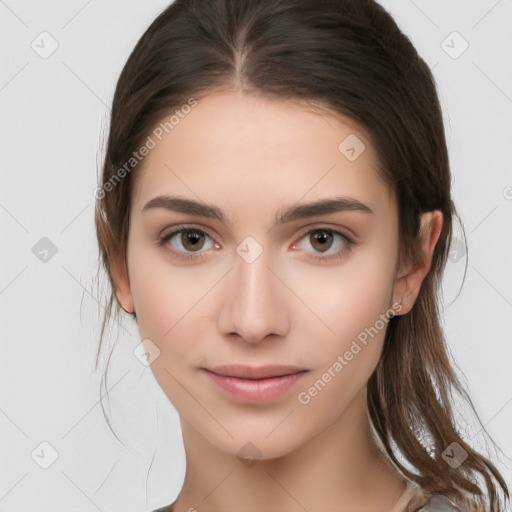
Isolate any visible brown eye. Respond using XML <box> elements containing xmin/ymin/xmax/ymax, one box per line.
<box><xmin>309</xmin><ymin>230</ymin><xmax>334</xmax><ymax>252</ymax></box>
<box><xmin>180</xmin><ymin>229</ymin><xmax>206</xmax><ymax>251</ymax></box>
<box><xmin>291</xmin><ymin>226</ymin><xmax>353</xmax><ymax>263</ymax></box>
<box><xmin>159</xmin><ymin>227</ymin><xmax>217</xmax><ymax>259</ymax></box>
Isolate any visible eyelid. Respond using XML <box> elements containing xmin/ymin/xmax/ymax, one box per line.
<box><xmin>291</xmin><ymin>223</ymin><xmax>356</xmax><ymax>244</ymax></box>
<box><xmin>159</xmin><ymin>223</ymin><xmax>217</xmax><ymax>241</ymax></box>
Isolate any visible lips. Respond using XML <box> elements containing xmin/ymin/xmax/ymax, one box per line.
<box><xmin>204</xmin><ymin>364</ymin><xmax>307</xmax><ymax>380</ymax></box>
<box><xmin>202</xmin><ymin>365</ymin><xmax>309</xmax><ymax>403</ymax></box>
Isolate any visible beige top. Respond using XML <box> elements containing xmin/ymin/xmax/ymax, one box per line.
<box><xmin>390</xmin><ymin>482</ymin><xmax>463</xmax><ymax>512</ymax></box>
<box><xmin>390</xmin><ymin>482</ymin><xmax>424</xmax><ymax>512</ymax></box>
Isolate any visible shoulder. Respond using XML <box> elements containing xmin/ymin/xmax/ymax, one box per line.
<box><xmin>150</xmin><ymin>504</ymin><xmax>175</xmax><ymax>512</ymax></box>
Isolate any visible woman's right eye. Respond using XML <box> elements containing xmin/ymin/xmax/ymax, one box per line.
<box><xmin>158</xmin><ymin>226</ymin><xmax>217</xmax><ymax>260</ymax></box>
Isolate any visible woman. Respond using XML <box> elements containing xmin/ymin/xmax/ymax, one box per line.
<box><xmin>94</xmin><ymin>0</ymin><xmax>510</xmax><ymax>510</ymax></box>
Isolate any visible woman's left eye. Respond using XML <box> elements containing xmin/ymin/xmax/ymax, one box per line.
<box><xmin>158</xmin><ymin>226</ymin><xmax>354</xmax><ymax>262</ymax></box>
<box><xmin>291</xmin><ymin>228</ymin><xmax>354</xmax><ymax>262</ymax></box>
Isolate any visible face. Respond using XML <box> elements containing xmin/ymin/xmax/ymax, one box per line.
<box><xmin>115</xmin><ymin>90</ymin><xmax>405</xmax><ymax>460</ymax></box>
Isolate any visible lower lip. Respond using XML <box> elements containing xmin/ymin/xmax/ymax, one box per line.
<box><xmin>202</xmin><ymin>369</ymin><xmax>308</xmax><ymax>403</ymax></box>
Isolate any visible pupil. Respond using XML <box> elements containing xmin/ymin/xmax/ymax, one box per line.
<box><xmin>313</xmin><ymin>230</ymin><xmax>332</xmax><ymax>251</ymax></box>
<box><xmin>184</xmin><ymin>231</ymin><xmax>203</xmax><ymax>250</ymax></box>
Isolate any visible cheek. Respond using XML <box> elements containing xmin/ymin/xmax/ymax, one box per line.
<box><xmin>127</xmin><ymin>243</ymin><xmax>224</xmax><ymax>354</ymax></box>
<box><xmin>290</xmin><ymin>268</ymin><xmax>394</xmax><ymax>426</ymax></box>
<box><xmin>127</xmin><ymin>242</ymin><xmax>179</xmax><ymax>336</ymax></box>
<box><xmin>289</xmin><ymin>251</ymin><xmax>396</xmax><ymax>352</ymax></box>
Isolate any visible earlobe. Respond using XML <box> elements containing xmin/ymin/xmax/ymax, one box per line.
<box><xmin>111</xmin><ymin>255</ymin><xmax>135</xmax><ymax>314</ymax></box>
<box><xmin>392</xmin><ymin>210</ymin><xmax>443</xmax><ymax>315</ymax></box>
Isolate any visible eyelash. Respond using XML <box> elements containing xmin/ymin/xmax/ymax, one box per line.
<box><xmin>157</xmin><ymin>224</ymin><xmax>355</xmax><ymax>262</ymax></box>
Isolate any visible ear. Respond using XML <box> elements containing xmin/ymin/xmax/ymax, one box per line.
<box><xmin>392</xmin><ymin>210</ymin><xmax>443</xmax><ymax>315</ymax></box>
<box><xmin>111</xmin><ymin>255</ymin><xmax>134</xmax><ymax>314</ymax></box>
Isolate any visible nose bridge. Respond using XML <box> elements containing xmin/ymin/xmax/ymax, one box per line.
<box><xmin>218</xmin><ymin>237</ymin><xmax>289</xmax><ymax>343</ymax></box>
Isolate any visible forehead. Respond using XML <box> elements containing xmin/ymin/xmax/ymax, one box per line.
<box><xmin>131</xmin><ymin>90</ymin><xmax>394</xmax><ymax>219</ymax></box>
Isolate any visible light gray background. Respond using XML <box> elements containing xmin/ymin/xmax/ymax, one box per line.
<box><xmin>1</xmin><ymin>1</ymin><xmax>511</xmax><ymax>510</ymax></box>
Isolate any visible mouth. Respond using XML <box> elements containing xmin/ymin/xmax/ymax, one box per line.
<box><xmin>203</xmin><ymin>364</ymin><xmax>308</xmax><ymax>380</ymax></box>
<box><xmin>201</xmin><ymin>365</ymin><xmax>309</xmax><ymax>403</ymax></box>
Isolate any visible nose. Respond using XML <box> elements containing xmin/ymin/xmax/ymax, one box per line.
<box><xmin>217</xmin><ymin>243</ymin><xmax>290</xmax><ymax>344</ymax></box>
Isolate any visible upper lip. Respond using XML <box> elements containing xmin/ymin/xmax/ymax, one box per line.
<box><xmin>204</xmin><ymin>365</ymin><xmax>307</xmax><ymax>380</ymax></box>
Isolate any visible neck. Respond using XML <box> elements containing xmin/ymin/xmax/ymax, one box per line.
<box><xmin>172</xmin><ymin>388</ymin><xmax>407</xmax><ymax>512</ymax></box>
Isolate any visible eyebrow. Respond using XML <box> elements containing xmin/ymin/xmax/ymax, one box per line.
<box><xmin>142</xmin><ymin>194</ymin><xmax>373</xmax><ymax>224</ymax></box>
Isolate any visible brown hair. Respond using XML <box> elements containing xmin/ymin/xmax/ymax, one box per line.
<box><xmin>94</xmin><ymin>0</ymin><xmax>509</xmax><ymax>509</ymax></box>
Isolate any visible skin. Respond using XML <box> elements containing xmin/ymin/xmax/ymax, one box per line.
<box><xmin>112</xmin><ymin>90</ymin><xmax>443</xmax><ymax>512</ymax></box>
